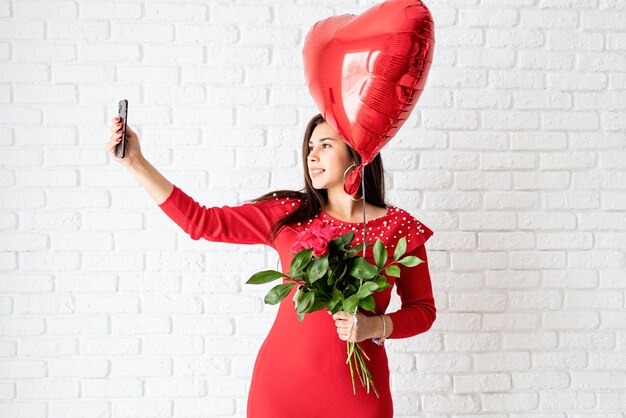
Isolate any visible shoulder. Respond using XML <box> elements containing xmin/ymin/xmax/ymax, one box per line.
<box><xmin>387</xmin><ymin>205</ymin><xmax>434</xmax><ymax>251</ymax></box>
<box><xmin>251</xmin><ymin>194</ymin><xmax>304</xmax><ymax>218</ymax></box>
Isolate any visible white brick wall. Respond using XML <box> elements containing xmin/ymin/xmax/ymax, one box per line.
<box><xmin>1</xmin><ymin>0</ymin><xmax>625</xmax><ymax>416</ymax></box>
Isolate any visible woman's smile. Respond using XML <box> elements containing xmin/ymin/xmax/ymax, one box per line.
<box><xmin>310</xmin><ymin>168</ymin><xmax>325</xmax><ymax>177</ymax></box>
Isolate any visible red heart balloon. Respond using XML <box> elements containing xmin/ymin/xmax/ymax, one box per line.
<box><xmin>302</xmin><ymin>0</ymin><xmax>435</xmax><ymax>195</ymax></box>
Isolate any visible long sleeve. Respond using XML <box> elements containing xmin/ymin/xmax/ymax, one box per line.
<box><xmin>158</xmin><ymin>184</ymin><xmax>277</xmax><ymax>247</ymax></box>
<box><xmin>386</xmin><ymin>243</ymin><xmax>436</xmax><ymax>339</ymax></box>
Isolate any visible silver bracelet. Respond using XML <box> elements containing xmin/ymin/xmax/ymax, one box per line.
<box><xmin>372</xmin><ymin>315</ymin><xmax>386</xmax><ymax>346</ymax></box>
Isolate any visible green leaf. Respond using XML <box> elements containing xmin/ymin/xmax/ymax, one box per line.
<box><xmin>349</xmin><ymin>257</ymin><xmax>378</xmax><ymax>280</ymax></box>
<box><xmin>340</xmin><ymin>231</ymin><xmax>355</xmax><ymax>246</ymax></box>
<box><xmin>345</xmin><ymin>283</ymin><xmax>357</xmax><ymax>295</ymax></box>
<box><xmin>264</xmin><ymin>283</ymin><xmax>295</xmax><ymax>305</ymax></box>
<box><xmin>329</xmin><ymin>262</ymin><xmax>347</xmax><ymax>286</ymax></box>
<box><xmin>373</xmin><ymin>238</ymin><xmax>387</xmax><ymax>270</ymax></box>
<box><xmin>356</xmin><ymin>281</ymin><xmax>379</xmax><ymax>299</ymax></box>
<box><xmin>397</xmin><ymin>255</ymin><xmax>424</xmax><ymax>268</ymax></box>
<box><xmin>394</xmin><ymin>236</ymin><xmax>407</xmax><ymax>261</ymax></box>
<box><xmin>374</xmin><ymin>276</ymin><xmax>392</xmax><ymax>290</ymax></box>
<box><xmin>246</xmin><ymin>270</ymin><xmax>285</xmax><ymax>285</ymax></box>
<box><xmin>289</xmin><ymin>249</ymin><xmax>313</xmax><ymax>276</ymax></box>
<box><xmin>310</xmin><ymin>298</ymin><xmax>328</xmax><ymax>312</ymax></box>
<box><xmin>326</xmin><ymin>287</ymin><xmax>343</xmax><ymax>312</ymax></box>
<box><xmin>351</xmin><ymin>242</ymin><xmax>375</xmax><ymax>255</ymax></box>
<box><xmin>296</xmin><ymin>290</ymin><xmax>315</xmax><ymax>313</ymax></box>
<box><xmin>297</xmin><ymin>310</ymin><xmax>305</xmax><ymax>323</ymax></box>
<box><xmin>359</xmin><ymin>295</ymin><xmax>376</xmax><ymax>312</ymax></box>
<box><xmin>374</xmin><ymin>276</ymin><xmax>393</xmax><ymax>292</ymax></box>
<box><xmin>342</xmin><ymin>294</ymin><xmax>359</xmax><ymax>313</ymax></box>
<box><xmin>350</xmin><ymin>267</ymin><xmax>373</xmax><ymax>281</ymax></box>
<box><xmin>326</xmin><ymin>297</ymin><xmax>340</xmax><ymax>312</ymax></box>
<box><xmin>292</xmin><ymin>285</ymin><xmax>302</xmax><ymax>308</ymax></box>
<box><xmin>331</xmin><ymin>287</ymin><xmax>342</xmax><ymax>304</ymax></box>
<box><xmin>307</xmin><ymin>255</ymin><xmax>329</xmax><ymax>284</ymax></box>
<box><xmin>384</xmin><ymin>265</ymin><xmax>401</xmax><ymax>278</ymax></box>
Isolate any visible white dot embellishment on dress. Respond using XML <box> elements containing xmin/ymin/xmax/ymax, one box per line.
<box><xmin>282</xmin><ymin>202</ymin><xmax>427</xmax><ymax>250</ymax></box>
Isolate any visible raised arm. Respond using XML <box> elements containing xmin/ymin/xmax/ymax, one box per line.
<box><xmin>157</xmin><ymin>185</ymin><xmax>277</xmax><ymax>247</ymax></box>
<box><xmin>128</xmin><ymin>157</ymin><xmax>174</xmax><ymax>205</ymax></box>
<box><xmin>106</xmin><ymin>118</ymin><xmax>276</xmax><ymax>246</ymax></box>
<box><xmin>106</xmin><ymin>116</ymin><xmax>173</xmax><ymax>205</ymax></box>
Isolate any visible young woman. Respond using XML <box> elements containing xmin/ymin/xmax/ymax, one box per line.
<box><xmin>106</xmin><ymin>113</ymin><xmax>436</xmax><ymax>417</ymax></box>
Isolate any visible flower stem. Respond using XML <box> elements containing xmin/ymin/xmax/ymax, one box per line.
<box><xmin>345</xmin><ymin>341</ymin><xmax>380</xmax><ymax>398</ymax></box>
<box><xmin>346</xmin><ymin>342</ymin><xmax>356</xmax><ymax>395</ymax></box>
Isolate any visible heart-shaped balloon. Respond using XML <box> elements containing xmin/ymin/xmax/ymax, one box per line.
<box><xmin>302</xmin><ymin>0</ymin><xmax>435</xmax><ymax>195</ymax></box>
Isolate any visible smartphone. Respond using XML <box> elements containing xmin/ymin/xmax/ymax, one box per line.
<box><xmin>115</xmin><ymin>99</ymin><xmax>128</xmax><ymax>158</ymax></box>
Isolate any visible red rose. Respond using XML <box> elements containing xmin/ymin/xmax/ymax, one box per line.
<box><xmin>290</xmin><ymin>219</ymin><xmax>343</xmax><ymax>257</ymax></box>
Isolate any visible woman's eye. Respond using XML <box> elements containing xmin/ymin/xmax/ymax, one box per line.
<box><xmin>308</xmin><ymin>144</ymin><xmax>330</xmax><ymax>152</ymax></box>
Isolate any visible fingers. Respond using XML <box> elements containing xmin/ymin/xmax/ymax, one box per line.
<box><xmin>108</xmin><ymin>116</ymin><xmax>128</xmax><ymax>144</ymax></box>
<box><xmin>330</xmin><ymin>311</ymin><xmax>349</xmax><ymax>320</ymax></box>
<box><xmin>329</xmin><ymin>311</ymin><xmax>359</xmax><ymax>341</ymax></box>
<box><xmin>105</xmin><ymin>115</ymin><xmax>140</xmax><ymax>161</ymax></box>
<box><xmin>106</xmin><ymin>132</ymin><xmax>123</xmax><ymax>156</ymax></box>
<box><xmin>109</xmin><ymin>123</ymin><xmax>123</xmax><ymax>142</ymax></box>
<box><xmin>336</xmin><ymin>324</ymin><xmax>352</xmax><ymax>340</ymax></box>
<box><xmin>339</xmin><ymin>321</ymin><xmax>356</xmax><ymax>341</ymax></box>
<box><xmin>110</xmin><ymin>116</ymin><xmax>123</xmax><ymax>134</ymax></box>
<box><xmin>111</xmin><ymin>130</ymin><xmax>123</xmax><ymax>143</ymax></box>
<box><xmin>105</xmin><ymin>118</ymin><xmax>124</xmax><ymax>155</ymax></box>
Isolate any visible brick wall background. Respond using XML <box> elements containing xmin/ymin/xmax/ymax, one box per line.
<box><xmin>1</xmin><ymin>0</ymin><xmax>625</xmax><ymax>417</ymax></box>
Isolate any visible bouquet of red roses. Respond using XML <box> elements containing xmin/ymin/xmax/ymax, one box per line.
<box><xmin>246</xmin><ymin>218</ymin><xmax>423</xmax><ymax>397</ymax></box>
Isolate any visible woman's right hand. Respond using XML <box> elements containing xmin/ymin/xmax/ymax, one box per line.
<box><xmin>106</xmin><ymin>116</ymin><xmax>144</xmax><ymax>167</ymax></box>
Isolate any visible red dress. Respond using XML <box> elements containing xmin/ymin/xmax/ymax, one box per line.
<box><xmin>158</xmin><ymin>185</ymin><xmax>436</xmax><ymax>418</ymax></box>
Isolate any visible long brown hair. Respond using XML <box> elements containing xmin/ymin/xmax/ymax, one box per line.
<box><xmin>245</xmin><ymin>113</ymin><xmax>387</xmax><ymax>244</ymax></box>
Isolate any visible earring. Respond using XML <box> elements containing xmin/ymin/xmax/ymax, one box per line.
<box><xmin>343</xmin><ymin>163</ymin><xmax>363</xmax><ymax>201</ymax></box>
<box><xmin>343</xmin><ymin>163</ymin><xmax>356</xmax><ymax>182</ymax></box>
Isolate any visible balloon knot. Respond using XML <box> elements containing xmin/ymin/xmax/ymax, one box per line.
<box><xmin>343</xmin><ymin>164</ymin><xmax>365</xmax><ymax>196</ymax></box>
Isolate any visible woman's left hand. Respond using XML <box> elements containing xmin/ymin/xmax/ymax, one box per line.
<box><xmin>328</xmin><ymin>310</ymin><xmax>376</xmax><ymax>343</ymax></box>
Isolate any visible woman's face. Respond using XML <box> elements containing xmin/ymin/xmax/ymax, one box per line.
<box><xmin>307</xmin><ymin>122</ymin><xmax>354</xmax><ymax>190</ymax></box>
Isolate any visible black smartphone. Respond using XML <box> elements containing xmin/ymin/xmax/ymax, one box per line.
<box><xmin>116</xmin><ymin>99</ymin><xmax>128</xmax><ymax>158</ymax></box>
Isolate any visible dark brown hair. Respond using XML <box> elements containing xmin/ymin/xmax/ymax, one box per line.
<box><xmin>245</xmin><ymin>113</ymin><xmax>387</xmax><ymax>244</ymax></box>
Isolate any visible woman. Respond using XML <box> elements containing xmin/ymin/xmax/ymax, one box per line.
<box><xmin>106</xmin><ymin>113</ymin><xmax>436</xmax><ymax>417</ymax></box>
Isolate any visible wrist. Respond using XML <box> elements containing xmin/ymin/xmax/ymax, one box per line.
<box><xmin>370</xmin><ymin>314</ymin><xmax>387</xmax><ymax>340</ymax></box>
<box><xmin>127</xmin><ymin>155</ymin><xmax>147</xmax><ymax>172</ymax></box>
